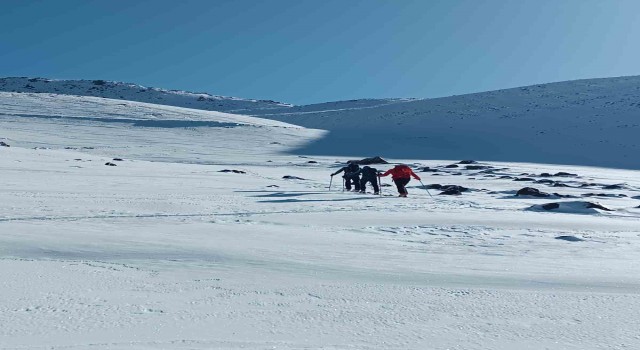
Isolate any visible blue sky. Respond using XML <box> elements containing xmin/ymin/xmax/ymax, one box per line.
<box><xmin>1</xmin><ymin>0</ymin><xmax>639</xmax><ymax>104</ymax></box>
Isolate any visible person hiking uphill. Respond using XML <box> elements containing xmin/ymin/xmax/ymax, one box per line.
<box><xmin>331</xmin><ymin>162</ymin><xmax>361</xmax><ymax>191</ymax></box>
<box><xmin>349</xmin><ymin>166</ymin><xmax>380</xmax><ymax>194</ymax></box>
<box><xmin>378</xmin><ymin>164</ymin><xmax>421</xmax><ymax>197</ymax></box>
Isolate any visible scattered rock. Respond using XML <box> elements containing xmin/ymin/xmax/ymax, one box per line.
<box><xmin>555</xmin><ymin>235</ymin><xmax>585</xmax><ymax>242</ymax></box>
<box><xmin>0</xmin><ymin>141</ymin><xmax>9</xmax><ymax>147</ymax></box>
<box><xmin>420</xmin><ymin>167</ymin><xmax>439</xmax><ymax>172</ymax></box>
<box><xmin>348</xmin><ymin>156</ymin><xmax>388</xmax><ymax>165</ymax></box>
<box><xmin>219</xmin><ymin>169</ymin><xmax>246</xmax><ymax>174</ymax></box>
<box><xmin>516</xmin><ymin>187</ymin><xmax>550</xmax><ymax>197</ymax></box>
<box><xmin>552</xmin><ymin>183</ymin><xmax>571</xmax><ymax>188</ymax></box>
<box><xmin>427</xmin><ymin>184</ymin><xmax>469</xmax><ymax>192</ymax></box>
<box><xmin>282</xmin><ymin>175</ymin><xmax>306</xmax><ymax>180</ymax></box>
<box><xmin>465</xmin><ymin>165</ymin><xmax>491</xmax><ymax>170</ymax></box>
<box><xmin>529</xmin><ymin>201</ymin><xmax>613</xmax><ymax>213</ymax></box>
<box><xmin>104</xmin><ymin>162</ymin><xmax>117</xmax><ymax>166</ymax></box>
<box><xmin>554</xmin><ymin>172</ymin><xmax>578</xmax><ymax>177</ymax></box>
<box><xmin>307</xmin><ymin>161</ymin><xmax>318</xmax><ymax>164</ymax></box>
<box><xmin>539</xmin><ymin>173</ymin><xmax>552</xmax><ymax>177</ymax></box>
<box><xmin>536</xmin><ymin>179</ymin><xmax>555</xmax><ymax>184</ymax></box>
<box><xmin>440</xmin><ymin>189</ymin><xmax>462</xmax><ymax>195</ymax></box>
<box><xmin>458</xmin><ymin>160</ymin><xmax>477</xmax><ymax>164</ymax></box>
<box><xmin>514</xmin><ymin>177</ymin><xmax>536</xmax><ymax>182</ymax></box>
<box><xmin>444</xmin><ymin>164</ymin><xmax>459</xmax><ymax>168</ymax></box>
<box><xmin>602</xmin><ymin>184</ymin><xmax>625</xmax><ymax>190</ymax></box>
<box><xmin>582</xmin><ymin>193</ymin><xmax>627</xmax><ymax>198</ymax></box>
<box><xmin>112</xmin><ymin>158</ymin><xmax>124</xmax><ymax>161</ymax></box>
<box><xmin>586</xmin><ymin>202</ymin><xmax>613</xmax><ymax>211</ymax></box>
<box><xmin>579</xmin><ymin>183</ymin><xmax>599</xmax><ymax>188</ymax></box>
<box><xmin>499</xmin><ymin>175</ymin><xmax>514</xmax><ymax>179</ymax></box>
<box><xmin>266</xmin><ymin>185</ymin><xmax>279</xmax><ymax>188</ymax></box>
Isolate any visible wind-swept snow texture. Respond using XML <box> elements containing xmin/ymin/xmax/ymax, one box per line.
<box><xmin>2</xmin><ymin>89</ymin><xmax>640</xmax><ymax>349</ymax></box>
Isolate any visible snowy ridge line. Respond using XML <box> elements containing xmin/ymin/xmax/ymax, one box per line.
<box><xmin>0</xmin><ymin>92</ymin><xmax>305</xmax><ymax>128</ymax></box>
<box><xmin>0</xmin><ymin>76</ymin><xmax>293</xmax><ymax>112</ymax></box>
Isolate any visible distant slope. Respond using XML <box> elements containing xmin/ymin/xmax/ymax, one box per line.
<box><xmin>3</xmin><ymin>76</ymin><xmax>639</xmax><ymax>168</ymax></box>
<box><xmin>0</xmin><ymin>92</ymin><xmax>323</xmax><ymax>164</ymax></box>
<box><xmin>0</xmin><ymin>77</ymin><xmax>292</xmax><ymax>113</ymax></box>
<box><xmin>249</xmin><ymin>76</ymin><xmax>640</xmax><ymax>169</ymax></box>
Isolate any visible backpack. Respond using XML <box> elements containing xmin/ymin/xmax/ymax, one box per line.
<box><xmin>396</xmin><ymin>165</ymin><xmax>412</xmax><ymax>177</ymax></box>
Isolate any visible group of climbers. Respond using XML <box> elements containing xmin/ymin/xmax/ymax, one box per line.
<box><xmin>330</xmin><ymin>162</ymin><xmax>421</xmax><ymax>197</ymax></box>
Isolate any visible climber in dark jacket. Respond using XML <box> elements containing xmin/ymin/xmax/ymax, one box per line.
<box><xmin>349</xmin><ymin>166</ymin><xmax>380</xmax><ymax>194</ymax></box>
<box><xmin>331</xmin><ymin>162</ymin><xmax>361</xmax><ymax>191</ymax></box>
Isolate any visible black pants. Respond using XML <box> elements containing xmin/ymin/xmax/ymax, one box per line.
<box><xmin>393</xmin><ymin>178</ymin><xmax>410</xmax><ymax>194</ymax></box>
<box><xmin>344</xmin><ymin>176</ymin><xmax>361</xmax><ymax>191</ymax></box>
<box><xmin>360</xmin><ymin>176</ymin><xmax>379</xmax><ymax>193</ymax></box>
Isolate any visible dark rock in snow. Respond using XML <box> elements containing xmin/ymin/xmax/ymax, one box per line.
<box><xmin>465</xmin><ymin>165</ymin><xmax>491</xmax><ymax>170</ymax></box>
<box><xmin>458</xmin><ymin>160</ymin><xmax>477</xmax><ymax>164</ymax></box>
<box><xmin>602</xmin><ymin>184</ymin><xmax>625</xmax><ymax>190</ymax></box>
<box><xmin>105</xmin><ymin>162</ymin><xmax>117</xmax><ymax>166</ymax></box>
<box><xmin>307</xmin><ymin>161</ymin><xmax>318</xmax><ymax>164</ymax></box>
<box><xmin>440</xmin><ymin>189</ymin><xmax>462</xmax><ymax>195</ymax></box>
<box><xmin>585</xmin><ymin>202</ymin><xmax>613</xmax><ymax>211</ymax></box>
<box><xmin>552</xmin><ymin>183</ymin><xmax>571</xmax><ymax>188</ymax></box>
<box><xmin>219</xmin><ymin>169</ymin><xmax>246</xmax><ymax>174</ymax></box>
<box><xmin>112</xmin><ymin>158</ymin><xmax>124</xmax><ymax>161</ymax></box>
<box><xmin>282</xmin><ymin>175</ymin><xmax>306</xmax><ymax>180</ymax></box>
<box><xmin>555</xmin><ymin>235</ymin><xmax>585</xmax><ymax>242</ymax></box>
<box><xmin>580</xmin><ymin>183</ymin><xmax>599</xmax><ymax>188</ymax></box>
<box><xmin>0</xmin><ymin>141</ymin><xmax>9</xmax><ymax>147</ymax></box>
<box><xmin>514</xmin><ymin>177</ymin><xmax>536</xmax><ymax>182</ymax></box>
<box><xmin>539</xmin><ymin>173</ymin><xmax>553</xmax><ymax>177</ymax></box>
<box><xmin>444</xmin><ymin>164</ymin><xmax>459</xmax><ymax>168</ymax></box>
<box><xmin>348</xmin><ymin>156</ymin><xmax>388</xmax><ymax>165</ymax></box>
<box><xmin>554</xmin><ymin>172</ymin><xmax>578</xmax><ymax>177</ymax></box>
<box><xmin>542</xmin><ymin>203</ymin><xmax>560</xmax><ymax>210</ymax></box>
<box><xmin>266</xmin><ymin>185</ymin><xmax>279</xmax><ymax>188</ymax></box>
<box><xmin>536</xmin><ymin>179</ymin><xmax>555</xmax><ymax>184</ymax></box>
<box><xmin>428</xmin><ymin>184</ymin><xmax>469</xmax><ymax>193</ymax></box>
<box><xmin>516</xmin><ymin>187</ymin><xmax>550</xmax><ymax>197</ymax></box>
<box><xmin>420</xmin><ymin>167</ymin><xmax>439</xmax><ymax>172</ymax></box>
<box><xmin>499</xmin><ymin>175</ymin><xmax>514</xmax><ymax>179</ymax></box>
<box><xmin>582</xmin><ymin>193</ymin><xmax>627</xmax><ymax>198</ymax></box>
<box><xmin>381</xmin><ymin>183</ymin><xmax>392</xmax><ymax>187</ymax></box>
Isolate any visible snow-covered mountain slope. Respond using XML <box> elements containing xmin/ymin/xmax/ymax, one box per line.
<box><xmin>0</xmin><ymin>92</ymin><xmax>323</xmax><ymax>163</ymax></box>
<box><xmin>5</xmin><ymin>75</ymin><xmax>639</xmax><ymax>169</ymax></box>
<box><xmin>2</xmin><ymin>90</ymin><xmax>640</xmax><ymax>349</ymax></box>
<box><xmin>0</xmin><ymin>77</ymin><xmax>292</xmax><ymax>113</ymax></box>
<box><xmin>249</xmin><ymin>76</ymin><xmax>640</xmax><ymax>169</ymax></box>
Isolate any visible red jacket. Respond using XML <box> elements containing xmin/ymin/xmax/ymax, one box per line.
<box><xmin>379</xmin><ymin>166</ymin><xmax>421</xmax><ymax>180</ymax></box>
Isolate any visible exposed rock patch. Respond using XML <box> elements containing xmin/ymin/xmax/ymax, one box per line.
<box><xmin>219</xmin><ymin>169</ymin><xmax>246</xmax><ymax>174</ymax></box>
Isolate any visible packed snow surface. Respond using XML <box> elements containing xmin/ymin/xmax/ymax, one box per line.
<box><xmin>2</xmin><ymin>92</ymin><xmax>640</xmax><ymax>349</ymax></box>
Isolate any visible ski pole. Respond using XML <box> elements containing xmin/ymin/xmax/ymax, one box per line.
<box><xmin>342</xmin><ymin>177</ymin><xmax>345</xmax><ymax>192</ymax></box>
<box><xmin>418</xmin><ymin>179</ymin><xmax>434</xmax><ymax>198</ymax></box>
<box><xmin>329</xmin><ymin>176</ymin><xmax>333</xmax><ymax>191</ymax></box>
<box><xmin>378</xmin><ymin>175</ymin><xmax>382</xmax><ymax>197</ymax></box>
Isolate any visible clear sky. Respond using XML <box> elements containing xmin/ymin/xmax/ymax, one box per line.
<box><xmin>1</xmin><ymin>0</ymin><xmax>639</xmax><ymax>105</ymax></box>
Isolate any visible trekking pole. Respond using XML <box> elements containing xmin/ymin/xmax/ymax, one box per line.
<box><xmin>329</xmin><ymin>176</ymin><xmax>333</xmax><ymax>191</ymax></box>
<box><xmin>342</xmin><ymin>178</ymin><xmax>345</xmax><ymax>192</ymax></box>
<box><xmin>418</xmin><ymin>179</ymin><xmax>434</xmax><ymax>198</ymax></box>
<box><xmin>378</xmin><ymin>175</ymin><xmax>382</xmax><ymax>197</ymax></box>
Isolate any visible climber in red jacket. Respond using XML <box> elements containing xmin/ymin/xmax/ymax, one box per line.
<box><xmin>378</xmin><ymin>164</ymin><xmax>421</xmax><ymax>197</ymax></box>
